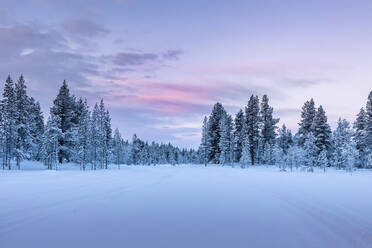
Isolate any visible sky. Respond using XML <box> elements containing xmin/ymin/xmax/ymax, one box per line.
<box><xmin>0</xmin><ymin>0</ymin><xmax>371</xmax><ymax>148</ymax></box>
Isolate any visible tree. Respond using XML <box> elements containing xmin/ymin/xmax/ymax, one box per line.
<box><xmin>232</xmin><ymin>109</ymin><xmax>245</xmax><ymax>163</ymax></box>
<box><xmin>75</xmin><ymin>99</ymin><xmax>90</xmax><ymax>170</ymax></box>
<box><xmin>41</xmin><ymin>114</ymin><xmax>62</xmax><ymax>170</ymax></box>
<box><xmin>317</xmin><ymin>149</ymin><xmax>328</xmax><ymax>172</ymax></box>
<box><xmin>219</xmin><ymin>113</ymin><xmax>233</xmax><ymax>166</ymax></box>
<box><xmin>333</xmin><ymin>118</ymin><xmax>353</xmax><ymax>169</ymax></box>
<box><xmin>277</xmin><ymin>124</ymin><xmax>293</xmax><ymax>155</ymax></box>
<box><xmin>1</xmin><ymin>76</ymin><xmax>16</xmax><ymax>169</ymax></box>
<box><xmin>259</xmin><ymin>95</ymin><xmax>279</xmax><ymax>161</ymax></box>
<box><xmin>50</xmin><ymin>81</ymin><xmax>77</xmax><ymax>163</ymax></box>
<box><xmin>199</xmin><ymin>116</ymin><xmax>209</xmax><ymax>166</ymax></box>
<box><xmin>14</xmin><ymin>75</ymin><xmax>31</xmax><ymax>169</ymax></box>
<box><xmin>245</xmin><ymin>95</ymin><xmax>260</xmax><ymax>165</ymax></box>
<box><xmin>365</xmin><ymin>91</ymin><xmax>372</xmax><ymax>151</ymax></box>
<box><xmin>313</xmin><ymin>105</ymin><xmax>332</xmax><ymax>155</ymax></box>
<box><xmin>28</xmin><ymin>98</ymin><xmax>44</xmax><ymax>161</ymax></box>
<box><xmin>342</xmin><ymin>141</ymin><xmax>358</xmax><ymax>174</ymax></box>
<box><xmin>206</xmin><ymin>103</ymin><xmax>226</xmax><ymax>163</ymax></box>
<box><xmin>240</xmin><ymin>135</ymin><xmax>251</xmax><ymax>168</ymax></box>
<box><xmin>112</xmin><ymin>128</ymin><xmax>123</xmax><ymax>169</ymax></box>
<box><xmin>353</xmin><ymin>108</ymin><xmax>367</xmax><ymax>168</ymax></box>
<box><xmin>304</xmin><ymin>133</ymin><xmax>317</xmax><ymax>172</ymax></box>
<box><xmin>297</xmin><ymin>98</ymin><xmax>316</xmax><ymax>146</ymax></box>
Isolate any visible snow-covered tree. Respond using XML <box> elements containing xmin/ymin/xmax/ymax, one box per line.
<box><xmin>75</xmin><ymin>99</ymin><xmax>91</xmax><ymax>170</ymax></box>
<box><xmin>207</xmin><ymin>102</ymin><xmax>226</xmax><ymax>164</ymax></box>
<box><xmin>304</xmin><ymin>133</ymin><xmax>317</xmax><ymax>172</ymax></box>
<box><xmin>232</xmin><ymin>109</ymin><xmax>245</xmax><ymax>163</ymax></box>
<box><xmin>342</xmin><ymin>141</ymin><xmax>359</xmax><ymax>174</ymax></box>
<box><xmin>41</xmin><ymin>114</ymin><xmax>62</xmax><ymax>170</ymax></box>
<box><xmin>313</xmin><ymin>105</ymin><xmax>332</xmax><ymax>155</ymax></box>
<box><xmin>1</xmin><ymin>76</ymin><xmax>17</xmax><ymax>169</ymax></box>
<box><xmin>277</xmin><ymin>124</ymin><xmax>293</xmax><ymax>155</ymax></box>
<box><xmin>353</xmin><ymin>108</ymin><xmax>367</xmax><ymax>168</ymax></box>
<box><xmin>297</xmin><ymin>98</ymin><xmax>316</xmax><ymax>146</ymax></box>
<box><xmin>245</xmin><ymin>95</ymin><xmax>260</xmax><ymax>165</ymax></box>
<box><xmin>240</xmin><ymin>136</ymin><xmax>252</xmax><ymax>168</ymax></box>
<box><xmin>219</xmin><ymin>113</ymin><xmax>233</xmax><ymax>166</ymax></box>
<box><xmin>317</xmin><ymin>149</ymin><xmax>328</xmax><ymax>172</ymax></box>
<box><xmin>333</xmin><ymin>118</ymin><xmax>353</xmax><ymax>169</ymax></box>
<box><xmin>14</xmin><ymin>75</ymin><xmax>31</xmax><ymax>169</ymax></box>
<box><xmin>112</xmin><ymin>128</ymin><xmax>123</xmax><ymax>169</ymax></box>
<box><xmin>50</xmin><ymin>81</ymin><xmax>77</xmax><ymax>163</ymax></box>
<box><xmin>365</xmin><ymin>91</ymin><xmax>372</xmax><ymax>152</ymax></box>
<box><xmin>259</xmin><ymin>95</ymin><xmax>279</xmax><ymax>161</ymax></box>
<box><xmin>199</xmin><ymin>116</ymin><xmax>209</xmax><ymax>166</ymax></box>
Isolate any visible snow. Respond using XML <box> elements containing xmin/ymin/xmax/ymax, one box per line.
<box><xmin>1</xmin><ymin>162</ymin><xmax>372</xmax><ymax>248</ymax></box>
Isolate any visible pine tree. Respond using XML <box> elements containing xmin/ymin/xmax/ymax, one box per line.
<box><xmin>259</xmin><ymin>95</ymin><xmax>279</xmax><ymax>162</ymax></box>
<box><xmin>313</xmin><ymin>105</ymin><xmax>332</xmax><ymax>155</ymax></box>
<box><xmin>317</xmin><ymin>149</ymin><xmax>328</xmax><ymax>172</ymax></box>
<box><xmin>232</xmin><ymin>109</ymin><xmax>245</xmax><ymax>163</ymax></box>
<box><xmin>342</xmin><ymin>141</ymin><xmax>358</xmax><ymax>174</ymax></box>
<box><xmin>240</xmin><ymin>135</ymin><xmax>252</xmax><ymax>168</ymax></box>
<box><xmin>297</xmin><ymin>98</ymin><xmax>316</xmax><ymax>146</ymax></box>
<box><xmin>50</xmin><ymin>81</ymin><xmax>77</xmax><ymax>163</ymax></box>
<box><xmin>219</xmin><ymin>113</ymin><xmax>233</xmax><ymax>166</ymax></box>
<box><xmin>113</xmin><ymin>128</ymin><xmax>123</xmax><ymax>169</ymax></box>
<box><xmin>304</xmin><ymin>133</ymin><xmax>317</xmax><ymax>172</ymax></box>
<box><xmin>28</xmin><ymin>98</ymin><xmax>44</xmax><ymax>160</ymax></box>
<box><xmin>75</xmin><ymin>99</ymin><xmax>90</xmax><ymax>170</ymax></box>
<box><xmin>199</xmin><ymin>116</ymin><xmax>209</xmax><ymax>166</ymax></box>
<box><xmin>365</xmin><ymin>91</ymin><xmax>372</xmax><ymax>150</ymax></box>
<box><xmin>353</xmin><ymin>108</ymin><xmax>367</xmax><ymax>168</ymax></box>
<box><xmin>245</xmin><ymin>95</ymin><xmax>260</xmax><ymax>165</ymax></box>
<box><xmin>41</xmin><ymin>114</ymin><xmax>62</xmax><ymax>170</ymax></box>
<box><xmin>206</xmin><ymin>102</ymin><xmax>226</xmax><ymax>163</ymax></box>
<box><xmin>333</xmin><ymin>118</ymin><xmax>353</xmax><ymax>169</ymax></box>
<box><xmin>90</xmin><ymin>103</ymin><xmax>100</xmax><ymax>169</ymax></box>
<box><xmin>1</xmin><ymin>76</ymin><xmax>17</xmax><ymax>169</ymax></box>
<box><xmin>14</xmin><ymin>75</ymin><xmax>31</xmax><ymax>169</ymax></box>
<box><xmin>277</xmin><ymin>124</ymin><xmax>293</xmax><ymax>155</ymax></box>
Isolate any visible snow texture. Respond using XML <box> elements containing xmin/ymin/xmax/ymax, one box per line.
<box><xmin>1</xmin><ymin>162</ymin><xmax>372</xmax><ymax>248</ymax></box>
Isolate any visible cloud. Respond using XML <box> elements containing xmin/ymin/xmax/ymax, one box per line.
<box><xmin>162</xmin><ymin>49</ymin><xmax>184</xmax><ymax>60</ymax></box>
<box><xmin>108</xmin><ymin>49</ymin><xmax>184</xmax><ymax>68</ymax></box>
<box><xmin>62</xmin><ymin>18</ymin><xmax>109</xmax><ymax>38</ymax></box>
<box><xmin>112</xmin><ymin>52</ymin><xmax>159</xmax><ymax>66</ymax></box>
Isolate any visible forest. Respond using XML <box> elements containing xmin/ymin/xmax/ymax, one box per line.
<box><xmin>0</xmin><ymin>75</ymin><xmax>371</xmax><ymax>171</ymax></box>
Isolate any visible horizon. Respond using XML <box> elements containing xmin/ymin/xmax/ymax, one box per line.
<box><xmin>1</xmin><ymin>0</ymin><xmax>371</xmax><ymax>148</ymax></box>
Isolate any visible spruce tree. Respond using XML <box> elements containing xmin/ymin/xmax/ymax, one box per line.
<box><xmin>245</xmin><ymin>95</ymin><xmax>260</xmax><ymax>165</ymax></box>
<box><xmin>277</xmin><ymin>124</ymin><xmax>293</xmax><ymax>155</ymax></box>
<box><xmin>199</xmin><ymin>116</ymin><xmax>209</xmax><ymax>166</ymax></box>
<box><xmin>259</xmin><ymin>95</ymin><xmax>279</xmax><ymax>161</ymax></box>
<box><xmin>219</xmin><ymin>113</ymin><xmax>233</xmax><ymax>166</ymax></box>
<box><xmin>206</xmin><ymin>102</ymin><xmax>226</xmax><ymax>163</ymax></box>
<box><xmin>313</xmin><ymin>105</ymin><xmax>332</xmax><ymax>155</ymax></box>
<box><xmin>14</xmin><ymin>75</ymin><xmax>31</xmax><ymax>169</ymax></box>
<box><xmin>1</xmin><ymin>76</ymin><xmax>16</xmax><ymax>169</ymax></box>
<box><xmin>232</xmin><ymin>109</ymin><xmax>245</xmax><ymax>163</ymax></box>
<box><xmin>353</xmin><ymin>108</ymin><xmax>367</xmax><ymax>168</ymax></box>
<box><xmin>333</xmin><ymin>118</ymin><xmax>352</xmax><ymax>169</ymax></box>
<box><xmin>304</xmin><ymin>133</ymin><xmax>317</xmax><ymax>172</ymax></box>
<box><xmin>50</xmin><ymin>81</ymin><xmax>77</xmax><ymax>163</ymax></box>
<box><xmin>365</xmin><ymin>91</ymin><xmax>372</xmax><ymax>150</ymax></box>
<box><xmin>297</xmin><ymin>98</ymin><xmax>316</xmax><ymax>146</ymax></box>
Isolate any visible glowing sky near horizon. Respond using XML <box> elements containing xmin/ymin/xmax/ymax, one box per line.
<box><xmin>0</xmin><ymin>0</ymin><xmax>371</xmax><ymax>148</ymax></box>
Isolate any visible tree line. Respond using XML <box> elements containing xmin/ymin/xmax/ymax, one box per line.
<box><xmin>199</xmin><ymin>93</ymin><xmax>372</xmax><ymax>171</ymax></box>
<box><xmin>1</xmin><ymin>75</ymin><xmax>371</xmax><ymax>171</ymax></box>
<box><xmin>0</xmin><ymin>76</ymin><xmax>198</xmax><ymax>170</ymax></box>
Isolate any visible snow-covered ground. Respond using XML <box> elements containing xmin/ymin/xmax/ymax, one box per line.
<box><xmin>1</xmin><ymin>162</ymin><xmax>372</xmax><ymax>248</ymax></box>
